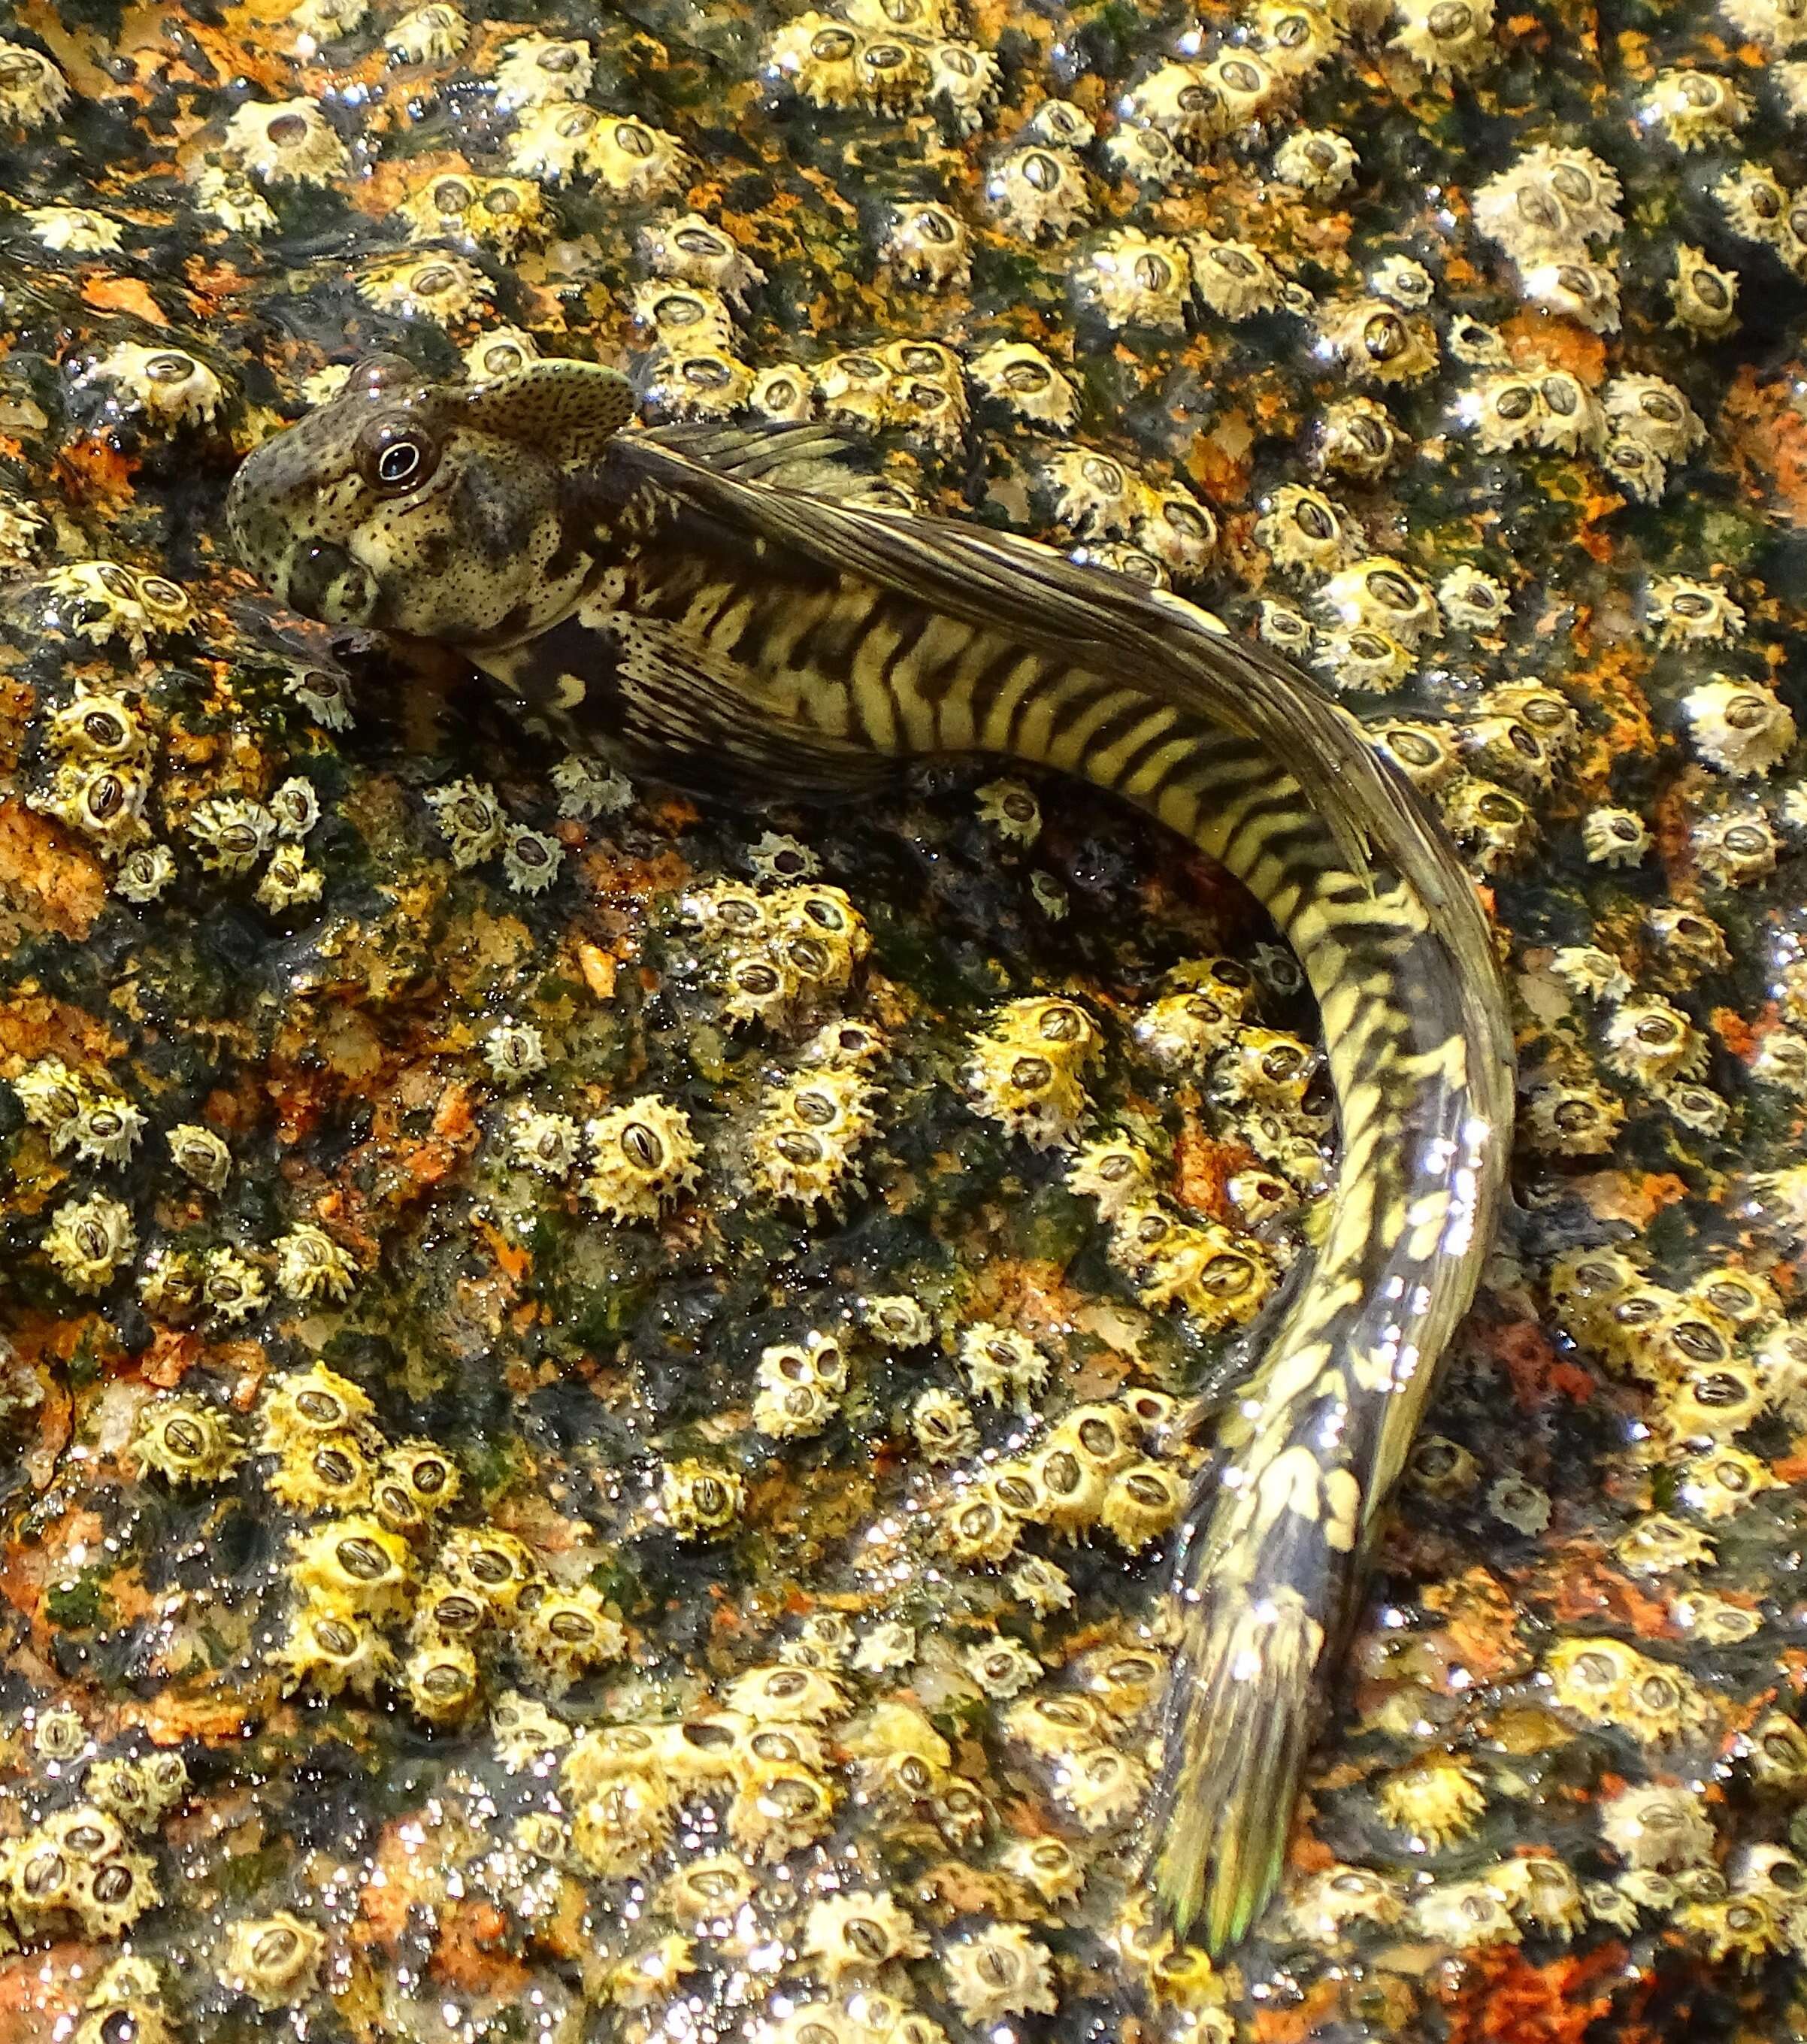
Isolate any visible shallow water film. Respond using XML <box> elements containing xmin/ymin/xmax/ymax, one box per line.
<box><xmin>0</xmin><ymin>0</ymin><xmax>1806</xmax><ymax>2038</ymax></box>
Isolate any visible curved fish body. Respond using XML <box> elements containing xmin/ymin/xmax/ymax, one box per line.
<box><xmin>226</xmin><ymin>356</ymin><xmax>1515</xmax><ymax>1952</ymax></box>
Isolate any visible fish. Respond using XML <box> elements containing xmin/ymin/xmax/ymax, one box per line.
<box><xmin>226</xmin><ymin>351</ymin><xmax>1515</xmax><ymax>1954</ymax></box>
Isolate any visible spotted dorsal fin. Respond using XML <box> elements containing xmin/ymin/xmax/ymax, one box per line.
<box><xmin>461</xmin><ymin>361</ymin><xmax>636</xmax><ymax>467</ymax></box>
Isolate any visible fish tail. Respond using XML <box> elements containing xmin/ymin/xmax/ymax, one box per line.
<box><xmin>1150</xmin><ymin>1467</ymin><xmax>1348</xmax><ymax>1952</ymax></box>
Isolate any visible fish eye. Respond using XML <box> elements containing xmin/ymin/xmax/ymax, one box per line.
<box><xmin>360</xmin><ymin>422</ymin><xmax>439</xmax><ymax>493</ymax></box>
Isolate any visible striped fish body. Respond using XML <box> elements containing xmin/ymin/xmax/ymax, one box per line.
<box><xmin>475</xmin><ymin>440</ymin><xmax>1512</xmax><ymax>1947</ymax></box>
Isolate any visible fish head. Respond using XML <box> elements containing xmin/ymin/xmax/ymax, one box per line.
<box><xmin>226</xmin><ymin>353</ymin><xmax>634</xmax><ymax>646</ymax></box>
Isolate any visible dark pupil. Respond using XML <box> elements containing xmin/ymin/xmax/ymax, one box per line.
<box><xmin>379</xmin><ymin>441</ymin><xmax>420</xmax><ymax>483</ymax></box>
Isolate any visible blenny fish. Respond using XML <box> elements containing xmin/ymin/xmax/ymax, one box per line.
<box><xmin>226</xmin><ymin>353</ymin><xmax>1515</xmax><ymax>1953</ymax></box>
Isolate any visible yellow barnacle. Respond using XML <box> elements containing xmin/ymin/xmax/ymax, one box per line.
<box><xmin>129</xmin><ymin>1394</ymin><xmax>245</xmax><ymax>1486</ymax></box>
<box><xmin>935</xmin><ymin>1491</ymin><xmax>1022</xmax><ymax>1565</ymax></box>
<box><xmin>259</xmin><ymin>1362</ymin><xmax>376</xmax><ymax>1453</ymax></box>
<box><xmin>659</xmin><ymin>1458</ymin><xmax>746</xmax><ymax>1540</ymax></box>
<box><xmin>1052</xmin><ymin>1402</ymin><xmax>1141</xmax><ymax>1476</ymax></box>
<box><xmin>772</xmin><ymin>883</ymin><xmax>870</xmax><ymax>999</ymax></box>
<box><xmin>1678</xmin><ymin>1893</ymin><xmax>1784</xmax><ymax>1966</ymax></box>
<box><xmin>561</xmin><ymin>1724</ymin><xmax>668</xmax><ymax>1797</ymax></box>
<box><xmin>1485</xmin><ymin>1853</ymin><xmax>1585</xmax><ymax>1939</ymax></box>
<box><xmin>1543</xmin><ymin>1635</ymin><xmax>1642</xmax><ymax>1725</ymax></box>
<box><xmin>405</xmin><ymin>1639</ymin><xmax>481</xmax><ymax>1725</ymax></box>
<box><xmin>218</xmin><ymin>1910</ymin><xmax>328</xmax><ymax>2009</ymax></box>
<box><xmin>267</xmin><ymin>1432</ymin><xmax>372</xmax><ymax>1514</ymax></box>
<box><xmin>844</xmin><ymin>1700</ymin><xmax>951</xmax><ymax>1802</ymax></box>
<box><xmin>1077</xmin><ymin>1643</ymin><xmax>1168</xmax><ymax>1721</ymax></box>
<box><xmin>1024</xmin><ymin>1442</ymin><xmax>1109</xmax><ymax>1537</ymax></box>
<box><xmin>1143</xmin><ymin>1940</ymin><xmax>1224</xmax><ymax>2013</ymax></box>
<box><xmin>1743</xmin><ymin>1711</ymin><xmax>1807</xmax><ymax>1788</ymax></box>
<box><xmin>516</xmin><ymin>1584</ymin><xmax>628</xmax><ymax>1692</ymax></box>
<box><xmin>1100</xmin><ymin>1461</ymin><xmax>1187</xmax><ymax>1550</ymax></box>
<box><xmin>275</xmin><ymin>1601</ymin><xmax>395</xmax><ymax>1699</ymax></box>
<box><xmin>727</xmin><ymin>1764</ymin><xmax>837</xmax><ymax>1861</ymax></box>
<box><xmin>572</xmin><ymin>1771</ymin><xmax>679</xmax><ymax>1879</ymax></box>
<box><xmin>731</xmin><ymin>1717</ymin><xmax>825</xmax><ymax>1780</ymax></box>
<box><xmin>1002</xmin><ymin>1691</ymin><xmax>1106</xmax><ymax>1758</ymax></box>
<box><xmin>374</xmin><ymin>1439</ymin><xmax>459</xmax><ymax>1520</ymax></box>
<box><xmin>439</xmin><ymin>1525</ymin><xmax>540</xmax><ymax>1612</ymax></box>
<box><xmin>1376</xmin><ymin>1752</ymin><xmax>1488</xmax><ymax>1848</ymax></box>
<box><xmin>289</xmin><ymin>1515</ymin><xmax>413</xmax><ymax>1622</ymax></box>
<box><xmin>582</xmin><ymin>1096</ymin><xmax>701</xmax><ymax>1223</ymax></box>
<box><xmin>803</xmin><ymin>1889</ymin><xmax>927</xmax><ymax>1983</ymax></box>
<box><xmin>751</xmin><ymin>1067</ymin><xmax>879</xmax><ymax>1212</ymax></box>
<box><xmin>725</xmin><ymin>1662</ymin><xmax>848</xmax><ymax>1724</ymax></box>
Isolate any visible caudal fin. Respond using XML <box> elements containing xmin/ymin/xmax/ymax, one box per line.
<box><xmin>1151</xmin><ymin>1482</ymin><xmax>1354</xmax><ymax>1953</ymax></box>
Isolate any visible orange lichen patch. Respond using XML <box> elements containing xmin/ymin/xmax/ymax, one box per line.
<box><xmin>1714</xmin><ymin>1006</ymin><xmax>1758</xmax><ymax>1060</ymax></box>
<box><xmin>1253</xmin><ymin>1976</ymin><xmax>1342</xmax><ymax>2044</ymax></box>
<box><xmin>972</xmin><ymin>1258</ymin><xmax>1088</xmax><ymax>1342</ymax></box>
<box><xmin>1438</xmin><ymin>1939</ymin><xmax>1625</xmax><ymax>2044</ymax></box>
<box><xmin>0</xmin><ymin>801</ymin><xmax>107</xmax><ymax>942</ymax></box>
<box><xmin>51</xmin><ymin>434</ymin><xmax>139</xmax><ymax>509</ymax></box>
<box><xmin>1722</xmin><ymin>362</ymin><xmax>1807</xmax><ymax>528</ymax></box>
<box><xmin>1483</xmin><ymin>1319</ymin><xmax>1594</xmax><ymax>1411</ymax></box>
<box><xmin>0</xmin><ymin>1940</ymin><xmax>86</xmax><ymax>2043</ymax></box>
<box><xmin>1</xmin><ymin>1503</ymin><xmax>105</xmax><ymax>1645</ymax></box>
<box><xmin>1420</xmin><ymin>1568</ymin><xmax>1530</xmax><ymax>1685</ymax></box>
<box><xmin>1503</xmin><ymin>312</ymin><xmax>1607</xmax><ymax>385</ymax></box>
<box><xmin>473</xmin><ymin>1216</ymin><xmax>531</xmax><ymax>1285</ymax></box>
<box><xmin>141</xmin><ymin>1328</ymin><xmax>204</xmax><ymax>1390</ymax></box>
<box><xmin>1562</xmin><ymin>640</ymin><xmax>1657</xmax><ymax>788</ymax></box>
<box><xmin>1541</xmin><ymin>1543</ymin><xmax>1675</xmax><ymax>1636</ymax></box>
<box><xmin>78</xmin><ymin>273</ymin><xmax>169</xmax><ymax>327</ymax></box>
<box><xmin>577</xmin><ymin>941</ymin><xmax>617</xmax><ymax>1001</ymax></box>
<box><xmin>1571</xmin><ymin>1170</ymin><xmax>1687</xmax><ymax>1229</ymax></box>
<box><xmin>352</xmin><ymin>1820</ymin><xmax>437</xmax><ymax>1955</ymax></box>
<box><xmin>429</xmin><ymin>1900</ymin><xmax>534</xmax><ymax>1998</ymax></box>
<box><xmin>1171</xmin><ymin>1122</ymin><xmax>1254</xmax><ymax>1222</ymax></box>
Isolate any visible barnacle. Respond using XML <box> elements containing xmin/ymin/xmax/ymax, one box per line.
<box><xmin>1273</xmin><ymin>128</ymin><xmax>1357</xmax><ymax>195</ymax></box>
<box><xmin>1100</xmin><ymin>1461</ymin><xmax>1187</xmax><ymax>1549</ymax></box>
<box><xmin>964</xmin><ymin>1637</ymin><xmax>1044</xmax><ymax>1697</ymax></box>
<box><xmin>95</xmin><ymin>342</ymin><xmax>226</xmax><ymax>429</ymax></box>
<box><xmin>486</xmin><ymin>1022</ymin><xmax>543</xmax><ymax>1087</ymax></box>
<box><xmin>1488</xmin><ymin>1473</ymin><xmax>1550</xmax><ymax>1532</ymax></box>
<box><xmin>935</xmin><ymin>1491</ymin><xmax>1020</xmax><ymax>1564</ymax></box>
<box><xmin>1391</xmin><ymin>0</ymin><xmax>1496</xmax><ymax>73</ymax></box>
<box><xmin>1067</xmin><ymin>1134</ymin><xmax>1156</xmax><ymax>1218</ymax></box>
<box><xmin>1460</xmin><ymin>370</ymin><xmax>1545</xmax><ymax>453</ymax></box>
<box><xmin>290</xmin><ymin>1513</ymin><xmax>413</xmax><ymax>1619</ymax></box>
<box><xmin>401</xmin><ymin>174</ymin><xmax>547</xmax><ymax>256</ymax></box>
<box><xmin>910</xmin><ymin>1388</ymin><xmax>977</xmax><ymax>1461</ymax></box>
<box><xmin>975</xmin><ymin>778</ymin><xmax>1043</xmax><ymax>842</ymax></box>
<box><xmin>70</xmin><ymin>1091</ymin><xmax>146</xmax><ymax>1167</ymax></box>
<box><xmin>640</xmin><ymin>214</ymin><xmax>767</xmax><ymax>307</ymax></box>
<box><xmin>1693</xmin><ymin>809</ymin><xmax>1778</xmax><ymax>886</ymax></box>
<box><xmin>518</xmin><ymin>1585</ymin><xmax>627</xmax><ymax>1691</ymax></box>
<box><xmin>1522</xmin><ymin>259</ymin><xmax>1621</xmax><ymax>334</ymax></box>
<box><xmin>1010</xmin><ymin>1553</ymin><xmax>1074</xmax><ymax>1615</ymax></box>
<box><xmin>728</xmin><ymin>1766</ymin><xmax>837</xmax><ymax>1859</ymax></box>
<box><xmin>588</xmin><ymin>118</ymin><xmax>694</xmax><ymax>200</ymax></box>
<box><xmin>766</xmin><ymin>14</ymin><xmax>864</xmax><ymax>105</ymax></box>
<box><xmin>269</xmin><ymin>1434</ymin><xmax>371</xmax><ymax>1514</ymax></box>
<box><xmin>985</xmin><ymin>145</ymin><xmax>1091</xmax><ymax>239</ymax></box>
<box><xmin>42</xmin><ymin>1195</ymin><xmax>136</xmax><ymax>1293</ymax></box>
<box><xmin>1318</xmin><ymin>557</ymin><xmax>1440</xmax><ymax>647</ymax></box>
<box><xmin>495</xmin><ymin>32</ymin><xmax>593</xmax><ymax>110</ymax></box>
<box><xmin>1185</xmin><ymin>233</ymin><xmax>1285</xmax><ymax>319</ymax></box>
<box><xmin>1680</xmin><ymin>1893</ymin><xmax>1785</xmax><ymax>1966</ymax></box>
<box><xmin>1602</xmin><ymin>996</ymin><xmax>1706</xmax><ymax>1085</ymax></box>
<box><xmin>467</xmin><ymin>326</ymin><xmax>541</xmax><ymax>383</ymax></box>
<box><xmin>225</xmin><ymin>98</ymin><xmax>350</xmax><ymax>185</ymax></box>
<box><xmin>1669</xmin><ymin>245</ymin><xmax>1739</xmax><ymax>335</ymax></box>
<box><xmin>882</xmin><ymin>201</ymin><xmax>970</xmax><ymax>286</ymax></box>
<box><xmin>1682</xmin><ymin>678</ymin><xmax>1795</xmax><ymax>776</ymax></box>
<box><xmin>958</xmin><ymin>1322</ymin><xmax>1049</xmax><ymax>1405</ymax></box>
<box><xmin>583</xmin><ymin>1098</ymin><xmax>701</xmax><ymax>1222</ymax></box>
<box><xmin>1054</xmin><ymin>1744</ymin><xmax>1150</xmax><ymax>1829</ymax></box>
<box><xmin>752</xmin><ymin>1068</ymin><xmax>878</xmax><ymax>1210</ymax></box>
<box><xmin>404</xmin><ymin>1639</ymin><xmax>480</xmax><ymax>1724</ymax></box>
<box><xmin>386</xmin><ymin>4</ymin><xmax>470</xmax><ymax>61</ymax></box>
<box><xmin>277</xmin><ymin>1603</ymin><xmax>393</xmax><ymax>1697</ymax></box>
<box><xmin>1649</xmin><ymin>576</ymin><xmax>1746</xmax><ymax>647</ymax></box>
<box><xmin>285</xmin><ymin>663</ymin><xmax>354</xmax><ymax>729</ymax></box>
<box><xmin>1582</xmin><ymin>805</ymin><xmax>1651</xmax><ymax>868</ymax></box>
<box><xmin>202</xmin><ymin>1246</ymin><xmax>268</xmax><ymax>1322</ymax></box>
<box><xmin>804</xmin><ymin>1891</ymin><xmax>927</xmax><ymax>1984</ymax></box>
<box><xmin>926</xmin><ymin>41</ymin><xmax>1000</xmax><ymax>132</ymax></box>
<box><xmin>33</xmin><ymin>762</ymin><xmax>151</xmax><ymax>855</ymax></box>
<box><xmin>1617</xmin><ymin>1512</ymin><xmax>1716</xmax><ymax>1573</ymax></box>
<box><xmin>511</xmin><ymin>1107</ymin><xmax>582</xmax><ymax>1178</ymax></box>
<box><xmin>1643</xmin><ymin>68</ymin><xmax>1749</xmax><ymax>150</ymax></box>
<box><xmin>259</xmin><ymin>1361</ymin><xmax>374</xmax><ymax>1451</ymax></box>
<box><xmin>1079</xmin><ymin>229</ymin><xmax>1192</xmax><ymax>332</ymax></box>
<box><xmin>1524</xmin><ymin>1080</ymin><xmax>1624</xmax><ymax>1156</ymax></box>
<box><xmin>1315</xmin><ymin>398</ymin><xmax>1403</xmax><ymax>481</ymax></box>
<box><xmin>1101</xmin><ymin>122</ymin><xmax>1185</xmax><ymax>185</ymax></box>
<box><xmin>659</xmin><ymin>1459</ymin><xmax>746</xmax><ymax>1539</ymax></box>
<box><xmin>1528</xmin><ymin>367</ymin><xmax>1605</xmax><ymax>454</ymax></box>
<box><xmin>941</xmin><ymin>1925</ymin><xmax>1058</xmax><ymax>2022</ymax></box>
<box><xmin>1680</xmin><ymin>1447</ymin><xmax>1778</xmax><ymax>1519</ymax></box>
<box><xmin>358</xmin><ymin>251</ymin><xmax>492</xmax><ymax>322</ymax></box>
<box><xmin>1257</xmin><ymin>484</ymin><xmax>1354</xmax><ymax>574</ymax></box>
<box><xmin>1550</xmin><ymin>946</ymin><xmax>1631</xmax><ymax>1003</ymax></box>
<box><xmin>272</xmin><ymin>1222</ymin><xmax>356</xmax><ymax>1304</ymax></box>
<box><xmin>1315</xmin><ymin>626</ymin><xmax>1415</xmax><ymax>694</ymax></box>
<box><xmin>1317</xmin><ymin>295</ymin><xmax>1438</xmax><ymax>383</ymax></box>
<box><xmin>1600</xmin><ymin>1782</ymin><xmax>1715</xmax><ymax>1869</ymax></box>
<box><xmin>0</xmin><ymin>39</ymin><xmax>69</xmax><ymax>126</ymax></box>
<box><xmin>1377</xmin><ymin>1752</ymin><xmax>1487</xmax><ymax>1846</ymax></box>
<box><xmin>130</xmin><ymin>1394</ymin><xmax>244</xmax><ymax>1485</ymax></box>
<box><xmin>1120</xmin><ymin>59</ymin><xmax>1224</xmax><ymax>147</ymax></box>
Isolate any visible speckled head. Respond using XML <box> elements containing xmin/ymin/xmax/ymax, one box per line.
<box><xmin>226</xmin><ymin>353</ymin><xmax>636</xmax><ymax>644</ymax></box>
